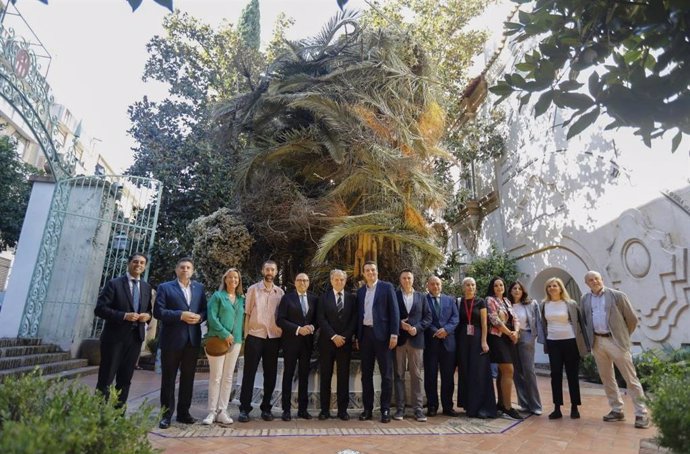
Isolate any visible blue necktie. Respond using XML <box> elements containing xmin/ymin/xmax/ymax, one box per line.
<box><xmin>132</xmin><ymin>279</ymin><xmax>140</xmax><ymax>313</ymax></box>
<box><xmin>434</xmin><ymin>297</ymin><xmax>441</xmax><ymax>319</ymax></box>
<box><xmin>300</xmin><ymin>294</ymin><xmax>308</xmax><ymax>316</ymax></box>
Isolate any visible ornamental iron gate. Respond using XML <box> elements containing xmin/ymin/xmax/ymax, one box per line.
<box><xmin>0</xmin><ymin>15</ymin><xmax>161</xmax><ymax>344</ymax></box>
<box><xmin>19</xmin><ymin>175</ymin><xmax>161</xmax><ymax>342</ymax></box>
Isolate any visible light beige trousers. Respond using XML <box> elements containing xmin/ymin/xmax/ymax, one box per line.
<box><xmin>592</xmin><ymin>336</ymin><xmax>647</xmax><ymax>417</ymax></box>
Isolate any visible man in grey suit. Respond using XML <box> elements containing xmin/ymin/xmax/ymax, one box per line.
<box><xmin>580</xmin><ymin>270</ymin><xmax>649</xmax><ymax>429</ymax></box>
<box><xmin>393</xmin><ymin>269</ymin><xmax>432</xmax><ymax>422</ymax></box>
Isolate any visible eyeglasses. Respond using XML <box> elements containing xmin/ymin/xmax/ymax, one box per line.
<box><xmin>295</xmin><ymin>279</ymin><xmax>309</xmax><ymax>282</ymax></box>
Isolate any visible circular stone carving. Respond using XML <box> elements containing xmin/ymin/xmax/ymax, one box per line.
<box><xmin>623</xmin><ymin>240</ymin><xmax>651</xmax><ymax>278</ymax></box>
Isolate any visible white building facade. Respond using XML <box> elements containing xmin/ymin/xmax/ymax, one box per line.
<box><xmin>453</xmin><ymin>41</ymin><xmax>690</xmax><ymax>353</ymax></box>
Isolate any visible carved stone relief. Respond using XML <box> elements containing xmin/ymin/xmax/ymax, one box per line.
<box><xmin>605</xmin><ymin>210</ymin><xmax>689</xmax><ymax>346</ymax></box>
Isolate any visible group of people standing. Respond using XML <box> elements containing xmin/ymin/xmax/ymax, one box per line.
<box><xmin>94</xmin><ymin>253</ymin><xmax>650</xmax><ymax>430</ymax></box>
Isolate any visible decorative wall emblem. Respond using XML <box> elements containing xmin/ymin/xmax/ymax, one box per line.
<box><xmin>605</xmin><ymin>210</ymin><xmax>689</xmax><ymax>344</ymax></box>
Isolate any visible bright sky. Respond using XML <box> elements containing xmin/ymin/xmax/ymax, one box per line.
<box><xmin>10</xmin><ymin>0</ymin><xmax>370</xmax><ymax>173</ymax></box>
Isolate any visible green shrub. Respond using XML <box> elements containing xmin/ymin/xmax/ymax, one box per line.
<box><xmin>465</xmin><ymin>244</ymin><xmax>520</xmax><ymax>298</ymax></box>
<box><xmin>0</xmin><ymin>371</ymin><xmax>158</xmax><ymax>454</ymax></box>
<box><xmin>634</xmin><ymin>347</ymin><xmax>690</xmax><ymax>392</ymax></box>
<box><xmin>649</xmin><ymin>370</ymin><xmax>690</xmax><ymax>453</ymax></box>
<box><xmin>579</xmin><ymin>353</ymin><xmax>626</xmax><ymax>387</ymax></box>
<box><xmin>579</xmin><ymin>354</ymin><xmax>601</xmax><ymax>383</ymax></box>
<box><xmin>580</xmin><ymin>346</ymin><xmax>690</xmax><ymax>392</ymax></box>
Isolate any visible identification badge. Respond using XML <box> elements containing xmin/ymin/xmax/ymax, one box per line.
<box><xmin>466</xmin><ymin>325</ymin><xmax>475</xmax><ymax>336</ymax></box>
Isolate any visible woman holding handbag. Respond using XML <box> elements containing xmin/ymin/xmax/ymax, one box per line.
<box><xmin>202</xmin><ymin>268</ymin><xmax>245</xmax><ymax>425</ymax></box>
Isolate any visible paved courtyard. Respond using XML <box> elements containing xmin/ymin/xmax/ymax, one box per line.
<box><xmin>79</xmin><ymin>371</ymin><xmax>656</xmax><ymax>454</ymax></box>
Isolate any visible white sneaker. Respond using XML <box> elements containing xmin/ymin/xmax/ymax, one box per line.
<box><xmin>202</xmin><ymin>412</ymin><xmax>216</xmax><ymax>425</ymax></box>
<box><xmin>216</xmin><ymin>410</ymin><xmax>233</xmax><ymax>424</ymax></box>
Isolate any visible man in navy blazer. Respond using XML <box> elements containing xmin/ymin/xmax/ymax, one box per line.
<box><xmin>276</xmin><ymin>272</ymin><xmax>318</xmax><ymax>421</ymax></box>
<box><xmin>423</xmin><ymin>275</ymin><xmax>459</xmax><ymax>417</ymax></box>
<box><xmin>393</xmin><ymin>269</ymin><xmax>432</xmax><ymax>422</ymax></box>
<box><xmin>94</xmin><ymin>253</ymin><xmax>152</xmax><ymax>407</ymax></box>
<box><xmin>356</xmin><ymin>261</ymin><xmax>400</xmax><ymax>423</ymax></box>
<box><xmin>154</xmin><ymin>257</ymin><xmax>207</xmax><ymax>429</ymax></box>
<box><xmin>317</xmin><ymin>269</ymin><xmax>358</xmax><ymax>421</ymax></box>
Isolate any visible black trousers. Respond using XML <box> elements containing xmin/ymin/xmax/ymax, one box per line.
<box><xmin>319</xmin><ymin>340</ymin><xmax>352</xmax><ymax>414</ymax></box>
<box><xmin>96</xmin><ymin>328</ymin><xmax>142</xmax><ymax>406</ymax></box>
<box><xmin>281</xmin><ymin>336</ymin><xmax>313</xmax><ymax>412</ymax></box>
<box><xmin>546</xmin><ymin>338</ymin><xmax>581</xmax><ymax>406</ymax></box>
<box><xmin>160</xmin><ymin>342</ymin><xmax>199</xmax><ymax>419</ymax></box>
<box><xmin>360</xmin><ymin>326</ymin><xmax>393</xmax><ymax>412</ymax></box>
<box><xmin>240</xmin><ymin>335</ymin><xmax>281</xmax><ymax>413</ymax></box>
<box><xmin>424</xmin><ymin>337</ymin><xmax>456</xmax><ymax>412</ymax></box>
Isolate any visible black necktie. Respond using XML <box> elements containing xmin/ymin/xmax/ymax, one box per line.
<box><xmin>336</xmin><ymin>292</ymin><xmax>344</xmax><ymax>315</ymax></box>
<box><xmin>131</xmin><ymin>279</ymin><xmax>140</xmax><ymax>312</ymax></box>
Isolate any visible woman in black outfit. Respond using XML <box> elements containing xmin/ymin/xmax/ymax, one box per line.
<box><xmin>456</xmin><ymin>277</ymin><xmax>497</xmax><ymax>419</ymax></box>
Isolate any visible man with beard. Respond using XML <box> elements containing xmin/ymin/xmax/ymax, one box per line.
<box><xmin>238</xmin><ymin>260</ymin><xmax>284</xmax><ymax>422</ymax></box>
<box><xmin>94</xmin><ymin>253</ymin><xmax>152</xmax><ymax>407</ymax></box>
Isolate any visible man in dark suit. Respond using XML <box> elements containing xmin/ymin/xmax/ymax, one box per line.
<box><xmin>276</xmin><ymin>272</ymin><xmax>317</xmax><ymax>421</ymax></box>
<box><xmin>317</xmin><ymin>269</ymin><xmax>357</xmax><ymax>421</ymax></box>
<box><xmin>154</xmin><ymin>257</ymin><xmax>207</xmax><ymax>429</ymax></box>
<box><xmin>94</xmin><ymin>252</ymin><xmax>152</xmax><ymax>407</ymax></box>
<box><xmin>356</xmin><ymin>260</ymin><xmax>400</xmax><ymax>423</ymax></box>
<box><xmin>393</xmin><ymin>269</ymin><xmax>432</xmax><ymax>422</ymax></box>
<box><xmin>423</xmin><ymin>275</ymin><xmax>459</xmax><ymax>417</ymax></box>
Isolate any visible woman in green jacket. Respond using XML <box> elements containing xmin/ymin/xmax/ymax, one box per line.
<box><xmin>202</xmin><ymin>268</ymin><xmax>245</xmax><ymax>425</ymax></box>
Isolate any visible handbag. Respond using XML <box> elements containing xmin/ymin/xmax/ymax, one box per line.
<box><xmin>204</xmin><ymin>336</ymin><xmax>229</xmax><ymax>357</ymax></box>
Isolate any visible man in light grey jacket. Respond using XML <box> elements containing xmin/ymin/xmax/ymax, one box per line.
<box><xmin>580</xmin><ymin>271</ymin><xmax>649</xmax><ymax>429</ymax></box>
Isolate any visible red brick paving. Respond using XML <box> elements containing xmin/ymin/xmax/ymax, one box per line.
<box><xmin>79</xmin><ymin>370</ymin><xmax>656</xmax><ymax>453</ymax></box>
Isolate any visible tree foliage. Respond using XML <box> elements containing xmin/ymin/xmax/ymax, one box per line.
<box><xmin>127</xmin><ymin>11</ymin><xmax>278</xmax><ymax>282</ymax></box>
<box><xmin>215</xmin><ymin>11</ymin><xmax>450</xmax><ymax>285</ymax></box>
<box><xmin>237</xmin><ymin>0</ymin><xmax>261</xmax><ymax>50</ymax></box>
<box><xmin>0</xmin><ymin>137</ymin><xmax>37</xmax><ymax>250</ymax></box>
<box><xmin>492</xmin><ymin>0</ymin><xmax>690</xmax><ymax>151</ymax></box>
<box><xmin>466</xmin><ymin>243</ymin><xmax>520</xmax><ymax>298</ymax></box>
<box><xmin>360</xmin><ymin>0</ymin><xmax>489</xmax><ymax>137</ymax></box>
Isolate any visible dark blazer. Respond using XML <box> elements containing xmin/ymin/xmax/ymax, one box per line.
<box><xmin>425</xmin><ymin>293</ymin><xmax>459</xmax><ymax>352</ymax></box>
<box><xmin>396</xmin><ymin>290</ymin><xmax>432</xmax><ymax>349</ymax></box>
<box><xmin>356</xmin><ymin>280</ymin><xmax>400</xmax><ymax>342</ymax></box>
<box><xmin>154</xmin><ymin>279</ymin><xmax>207</xmax><ymax>350</ymax></box>
<box><xmin>317</xmin><ymin>289</ymin><xmax>357</xmax><ymax>344</ymax></box>
<box><xmin>276</xmin><ymin>290</ymin><xmax>318</xmax><ymax>346</ymax></box>
<box><xmin>95</xmin><ymin>275</ymin><xmax>152</xmax><ymax>342</ymax></box>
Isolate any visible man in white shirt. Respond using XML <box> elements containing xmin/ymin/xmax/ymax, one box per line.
<box><xmin>393</xmin><ymin>270</ymin><xmax>431</xmax><ymax>422</ymax></box>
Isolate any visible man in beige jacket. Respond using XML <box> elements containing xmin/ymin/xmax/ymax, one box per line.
<box><xmin>580</xmin><ymin>271</ymin><xmax>649</xmax><ymax>429</ymax></box>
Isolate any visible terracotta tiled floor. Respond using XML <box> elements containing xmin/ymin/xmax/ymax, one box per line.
<box><xmin>79</xmin><ymin>371</ymin><xmax>656</xmax><ymax>453</ymax></box>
